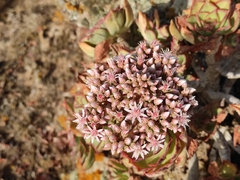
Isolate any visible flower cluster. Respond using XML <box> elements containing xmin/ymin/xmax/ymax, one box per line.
<box><xmin>74</xmin><ymin>41</ymin><xmax>198</xmax><ymax>160</ymax></box>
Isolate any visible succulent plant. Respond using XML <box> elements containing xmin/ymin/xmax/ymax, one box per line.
<box><xmin>73</xmin><ymin>41</ymin><xmax>198</xmax><ymax>175</ymax></box>
<box><xmin>136</xmin><ymin>10</ymin><xmax>170</xmax><ymax>43</ymax></box>
<box><xmin>78</xmin><ymin>0</ymin><xmax>134</xmax><ymax>58</ymax></box>
<box><xmin>108</xmin><ymin>159</ymin><xmax>132</xmax><ymax>180</ymax></box>
<box><xmin>169</xmin><ymin>0</ymin><xmax>240</xmax><ymax>45</ymax></box>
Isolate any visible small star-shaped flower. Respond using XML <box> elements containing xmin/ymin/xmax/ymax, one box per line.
<box><xmin>82</xmin><ymin>125</ymin><xmax>104</xmax><ymax>143</ymax></box>
<box><xmin>147</xmin><ymin>106</ymin><xmax>161</xmax><ymax>121</ymax></box>
<box><xmin>146</xmin><ymin>134</ymin><xmax>165</xmax><ymax>153</ymax></box>
<box><xmin>174</xmin><ymin>112</ymin><xmax>190</xmax><ymax>130</ymax></box>
<box><xmin>73</xmin><ymin>109</ymin><xmax>87</xmax><ymax>130</ymax></box>
<box><xmin>131</xmin><ymin>143</ymin><xmax>149</xmax><ymax>159</ymax></box>
<box><xmin>124</xmin><ymin>102</ymin><xmax>148</xmax><ymax>123</ymax></box>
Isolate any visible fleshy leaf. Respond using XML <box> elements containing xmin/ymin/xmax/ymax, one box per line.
<box><xmin>143</xmin><ymin>29</ymin><xmax>157</xmax><ymax>42</ymax></box>
<box><xmin>130</xmin><ymin>132</ymin><xmax>170</xmax><ymax>169</ymax></box>
<box><xmin>191</xmin><ymin>1</ymin><xmax>204</xmax><ymax>14</ymax></box>
<box><xmin>169</xmin><ymin>19</ymin><xmax>183</xmax><ymax>41</ymax></box>
<box><xmin>85</xmin><ymin>28</ymin><xmax>111</xmax><ymax>45</ymax></box>
<box><xmin>218</xmin><ymin>161</ymin><xmax>237</xmax><ymax>179</ymax></box>
<box><xmin>109</xmin><ymin>159</ymin><xmax>131</xmax><ymax>180</ymax></box>
<box><xmin>94</xmin><ymin>39</ymin><xmax>112</xmax><ymax>61</ymax></box>
<box><xmin>123</xmin><ymin>0</ymin><xmax>134</xmax><ymax>29</ymax></box>
<box><xmin>208</xmin><ymin>161</ymin><xmax>219</xmax><ymax>178</ymax></box>
<box><xmin>201</xmin><ymin>1</ymin><xmax>217</xmax><ymax>12</ymax></box>
<box><xmin>78</xmin><ymin>137</ymin><xmax>95</xmax><ymax>170</ymax></box>
<box><xmin>233</xmin><ymin>126</ymin><xmax>240</xmax><ymax>147</ymax></box>
<box><xmin>78</xmin><ymin>41</ymin><xmax>95</xmax><ymax>57</ymax></box>
<box><xmin>215</xmin><ymin>0</ymin><xmax>230</xmax><ymax>10</ymax></box>
<box><xmin>157</xmin><ymin>25</ymin><xmax>169</xmax><ymax>40</ymax></box>
<box><xmin>104</xmin><ymin>9</ymin><xmax>125</xmax><ymax>36</ymax></box>
<box><xmin>136</xmin><ymin>12</ymin><xmax>148</xmax><ymax>32</ymax></box>
<box><xmin>187</xmin><ymin>137</ymin><xmax>198</xmax><ymax>159</ymax></box>
<box><xmin>198</xmin><ymin>12</ymin><xmax>209</xmax><ymax>22</ymax></box>
<box><xmin>180</xmin><ymin>27</ymin><xmax>195</xmax><ymax>44</ymax></box>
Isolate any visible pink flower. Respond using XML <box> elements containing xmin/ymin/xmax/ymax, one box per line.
<box><xmin>174</xmin><ymin>112</ymin><xmax>190</xmax><ymax>129</ymax></box>
<box><xmin>74</xmin><ymin>40</ymin><xmax>198</xmax><ymax>160</ymax></box>
<box><xmin>161</xmin><ymin>119</ymin><xmax>178</xmax><ymax>133</ymax></box>
<box><xmin>131</xmin><ymin>143</ymin><xmax>149</xmax><ymax>159</ymax></box>
<box><xmin>115</xmin><ymin>111</ymin><xmax>124</xmax><ymax>121</ymax></box>
<box><xmin>73</xmin><ymin>110</ymin><xmax>87</xmax><ymax>130</ymax></box>
<box><xmin>147</xmin><ymin>106</ymin><xmax>161</xmax><ymax>121</ymax></box>
<box><xmin>159</xmin><ymin>80</ymin><xmax>171</xmax><ymax>92</ymax></box>
<box><xmin>167</xmin><ymin>121</ymin><xmax>178</xmax><ymax>133</ymax></box>
<box><xmin>124</xmin><ymin>102</ymin><xmax>148</xmax><ymax>123</ymax></box>
<box><xmin>82</xmin><ymin>125</ymin><xmax>104</xmax><ymax>143</ymax></box>
<box><xmin>102</xmin><ymin>69</ymin><xmax>118</xmax><ymax>84</ymax></box>
<box><xmin>146</xmin><ymin>134</ymin><xmax>165</xmax><ymax>152</ymax></box>
<box><xmin>120</xmin><ymin>120</ymin><xmax>132</xmax><ymax>138</ymax></box>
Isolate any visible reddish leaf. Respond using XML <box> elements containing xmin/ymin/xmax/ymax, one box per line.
<box><xmin>233</xmin><ymin>125</ymin><xmax>240</xmax><ymax>147</ymax></box>
<box><xmin>178</xmin><ymin>36</ymin><xmax>222</xmax><ymax>55</ymax></box>
<box><xmin>110</xmin><ymin>43</ymin><xmax>131</xmax><ymax>56</ymax></box>
<box><xmin>215</xmin><ymin>108</ymin><xmax>228</xmax><ymax>123</ymax></box>
<box><xmin>94</xmin><ymin>39</ymin><xmax>112</xmax><ymax>61</ymax></box>
<box><xmin>208</xmin><ymin>161</ymin><xmax>219</xmax><ymax>178</ymax></box>
<box><xmin>187</xmin><ymin>137</ymin><xmax>198</xmax><ymax>159</ymax></box>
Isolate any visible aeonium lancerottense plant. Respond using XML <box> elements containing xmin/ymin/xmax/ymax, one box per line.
<box><xmin>73</xmin><ymin>41</ymin><xmax>198</xmax><ymax>176</ymax></box>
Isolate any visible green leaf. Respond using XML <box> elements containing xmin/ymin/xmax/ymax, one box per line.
<box><xmin>142</xmin><ymin>29</ymin><xmax>157</xmax><ymax>42</ymax></box>
<box><xmin>78</xmin><ymin>41</ymin><xmax>95</xmax><ymax>57</ymax></box>
<box><xmin>177</xmin><ymin>54</ymin><xmax>186</xmax><ymax>65</ymax></box>
<box><xmin>218</xmin><ymin>161</ymin><xmax>237</xmax><ymax>179</ymax></box>
<box><xmin>206</xmin><ymin>10</ymin><xmax>218</xmax><ymax>21</ymax></box>
<box><xmin>215</xmin><ymin>0</ymin><xmax>230</xmax><ymax>10</ymax></box>
<box><xmin>191</xmin><ymin>1</ymin><xmax>204</xmax><ymax>14</ymax></box>
<box><xmin>123</xmin><ymin>0</ymin><xmax>134</xmax><ymax>30</ymax></box>
<box><xmin>133</xmin><ymin>133</ymin><xmax>170</xmax><ymax>169</ymax></box>
<box><xmin>82</xmin><ymin>145</ymin><xmax>95</xmax><ymax>170</ymax></box>
<box><xmin>85</xmin><ymin>137</ymin><xmax>105</xmax><ymax>152</ymax></box>
<box><xmin>217</xmin><ymin>9</ymin><xmax>228</xmax><ymax>22</ymax></box>
<box><xmin>197</xmin><ymin>12</ymin><xmax>208</xmax><ymax>21</ymax></box>
<box><xmin>195</xmin><ymin>28</ymin><xmax>213</xmax><ymax>36</ymax></box>
<box><xmin>85</xmin><ymin>28</ymin><xmax>111</xmax><ymax>45</ymax></box>
<box><xmin>180</xmin><ymin>27</ymin><xmax>195</xmax><ymax>44</ymax></box>
<box><xmin>146</xmin><ymin>131</ymin><xmax>178</xmax><ymax>174</ymax></box>
<box><xmin>109</xmin><ymin>159</ymin><xmax>128</xmax><ymax>172</ymax></box>
<box><xmin>169</xmin><ymin>20</ymin><xmax>183</xmax><ymax>41</ymax></box>
<box><xmin>201</xmin><ymin>1</ymin><xmax>216</xmax><ymax>12</ymax></box>
<box><xmin>229</xmin><ymin>11</ymin><xmax>240</xmax><ymax>33</ymax></box>
<box><xmin>158</xmin><ymin>26</ymin><xmax>169</xmax><ymax>39</ymax></box>
<box><xmin>104</xmin><ymin>9</ymin><xmax>125</xmax><ymax>36</ymax></box>
<box><xmin>157</xmin><ymin>131</ymin><xmax>177</xmax><ymax>165</ymax></box>
<box><xmin>78</xmin><ymin>137</ymin><xmax>95</xmax><ymax>170</ymax></box>
<box><xmin>109</xmin><ymin>159</ymin><xmax>130</xmax><ymax>180</ymax></box>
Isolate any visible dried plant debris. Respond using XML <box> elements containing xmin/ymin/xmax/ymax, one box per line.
<box><xmin>0</xmin><ymin>0</ymin><xmax>83</xmax><ymax>179</ymax></box>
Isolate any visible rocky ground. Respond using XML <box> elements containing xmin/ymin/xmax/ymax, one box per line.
<box><xmin>0</xmin><ymin>0</ymin><xmax>85</xmax><ymax>179</ymax></box>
